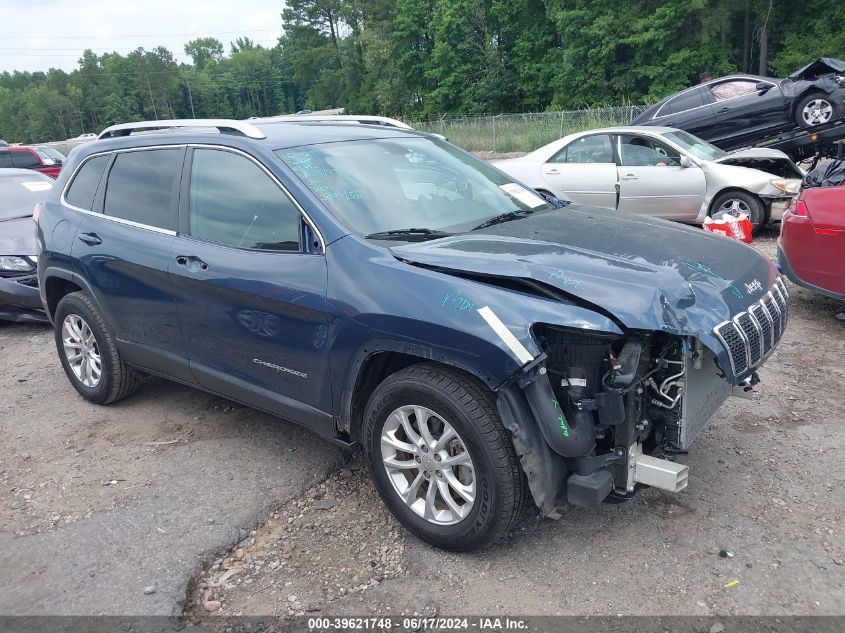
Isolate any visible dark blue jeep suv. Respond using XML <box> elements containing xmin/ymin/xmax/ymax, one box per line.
<box><xmin>37</xmin><ymin>119</ymin><xmax>788</xmax><ymax>550</ymax></box>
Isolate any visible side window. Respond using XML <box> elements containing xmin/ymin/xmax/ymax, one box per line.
<box><xmin>550</xmin><ymin>135</ymin><xmax>613</xmax><ymax>164</ymax></box>
<box><xmin>189</xmin><ymin>149</ymin><xmax>301</xmax><ymax>252</ymax></box>
<box><xmin>618</xmin><ymin>135</ymin><xmax>681</xmax><ymax>167</ymax></box>
<box><xmin>11</xmin><ymin>150</ymin><xmax>39</xmax><ymax>168</ymax></box>
<box><xmin>0</xmin><ymin>152</ymin><xmax>11</xmax><ymax>168</ymax></box>
<box><xmin>660</xmin><ymin>89</ymin><xmax>706</xmax><ymax>116</ymax></box>
<box><xmin>103</xmin><ymin>149</ymin><xmax>181</xmax><ymax>231</ymax></box>
<box><xmin>709</xmin><ymin>80</ymin><xmax>760</xmax><ymax>102</ymax></box>
<box><xmin>64</xmin><ymin>155</ymin><xmax>109</xmax><ymax>210</ymax></box>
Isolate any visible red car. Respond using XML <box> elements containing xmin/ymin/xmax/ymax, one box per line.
<box><xmin>778</xmin><ymin>182</ymin><xmax>845</xmax><ymax>300</ymax></box>
<box><xmin>0</xmin><ymin>145</ymin><xmax>62</xmax><ymax>178</ymax></box>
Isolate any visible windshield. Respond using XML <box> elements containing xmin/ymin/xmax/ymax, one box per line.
<box><xmin>34</xmin><ymin>148</ymin><xmax>56</xmax><ymax>165</ymax></box>
<box><xmin>661</xmin><ymin>130</ymin><xmax>727</xmax><ymax>161</ymax></box>
<box><xmin>276</xmin><ymin>137</ymin><xmax>550</xmax><ymax>237</ymax></box>
<box><xmin>0</xmin><ymin>175</ymin><xmax>53</xmax><ymax>221</ymax></box>
<box><xmin>42</xmin><ymin>148</ymin><xmax>65</xmax><ymax>161</ymax></box>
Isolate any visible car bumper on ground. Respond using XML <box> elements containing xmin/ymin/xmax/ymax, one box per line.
<box><xmin>0</xmin><ymin>273</ymin><xmax>48</xmax><ymax>323</ymax></box>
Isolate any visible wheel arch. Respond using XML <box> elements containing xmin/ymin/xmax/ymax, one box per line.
<box><xmin>339</xmin><ymin>339</ymin><xmax>505</xmax><ymax>442</ymax></box>
<box><xmin>707</xmin><ymin>186</ymin><xmax>769</xmax><ymax>222</ymax></box>
<box><xmin>42</xmin><ymin>267</ymin><xmax>93</xmax><ymax>320</ymax></box>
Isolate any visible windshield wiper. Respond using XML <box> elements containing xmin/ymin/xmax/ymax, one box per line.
<box><xmin>364</xmin><ymin>228</ymin><xmax>453</xmax><ymax>241</ymax></box>
<box><xmin>471</xmin><ymin>209</ymin><xmax>537</xmax><ymax>231</ymax></box>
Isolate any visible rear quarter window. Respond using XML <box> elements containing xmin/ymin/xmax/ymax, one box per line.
<box><xmin>659</xmin><ymin>89</ymin><xmax>706</xmax><ymax>117</ymax></box>
<box><xmin>103</xmin><ymin>149</ymin><xmax>182</xmax><ymax>231</ymax></box>
<box><xmin>64</xmin><ymin>155</ymin><xmax>110</xmax><ymax>211</ymax></box>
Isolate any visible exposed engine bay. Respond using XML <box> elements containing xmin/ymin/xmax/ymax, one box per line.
<box><xmin>511</xmin><ymin>326</ymin><xmax>736</xmax><ymax>514</ymax></box>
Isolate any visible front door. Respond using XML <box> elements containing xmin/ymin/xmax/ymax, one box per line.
<box><xmin>615</xmin><ymin>134</ymin><xmax>706</xmax><ymax>220</ymax></box>
<box><xmin>705</xmin><ymin>79</ymin><xmax>790</xmax><ymax>147</ymax></box>
<box><xmin>541</xmin><ymin>133</ymin><xmax>618</xmax><ymax>209</ymax></box>
<box><xmin>168</xmin><ymin>146</ymin><xmax>333</xmax><ymax>431</ymax></box>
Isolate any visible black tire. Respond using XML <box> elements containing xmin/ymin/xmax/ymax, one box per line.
<box><xmin>710</xmin><ymin>190</ymin><xmax>766</xmax><ymax>235</ymax></box>
<box><xmin>362</xmin><ymin>363</ymin><xmax>526</xmax><ymax>551</ymax></box>
<box><xmin>795</xmin><ymin>92</ymin><xmax>839</xmax><ymax>129</ymax></box>
<box><xmin>53</xmin><ymin>291</ymin><xmax>139</xmax><ymax>404</ymax></box>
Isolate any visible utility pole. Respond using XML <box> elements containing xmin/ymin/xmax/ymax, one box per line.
<box><xmin>146</xmin><ymin>73</ymin><xmax>158</xmax><ymax>120</ymax></box>
<box><xmin>186</xmin><ymin>78</ymin><xmax>196</xmax><ymax>119</ymax></box>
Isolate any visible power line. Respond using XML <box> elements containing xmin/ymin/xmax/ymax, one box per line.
<box><xmin>1</xmin><ymin>28</ymin><xmax>282</xmax><ymax>40</ymax></box>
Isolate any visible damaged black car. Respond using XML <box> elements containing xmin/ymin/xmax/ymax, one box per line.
<box><xmin>0</xmin><ymin>169</ymin><xmax>51</xmax><ymax>323</ymax></box>
<box><xmin>633</xmin><ymin>58</ymin><xmax>845</xmax><ymax>152</ymax></box>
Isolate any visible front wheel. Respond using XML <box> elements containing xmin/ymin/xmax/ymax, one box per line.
<box><xmin>362</xmin><ymin>363</ymin><xmax>526</xmax><ymax>551</ymax></box>
<box><xmin>795</xmin><ymin>93</ymin><xmax>838</xmax><ymax>128</ymax></box>
<box><xmin>710</xmin><ymin>190</ymin><xmax>765</xmax><ymax>235</ymax></box>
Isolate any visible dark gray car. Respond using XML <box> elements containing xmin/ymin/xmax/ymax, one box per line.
<box><xmin>0</xmin><ymin>169</ymin><xmax>52</xmax><ymax>322</ymax></box>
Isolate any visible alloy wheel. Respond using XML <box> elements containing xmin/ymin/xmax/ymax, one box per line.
<box><xmin>61</xmin><ymin>313</ymin><xmax>102</xmax><ymax>387</ymax></box>
<box><xmin>714</xmin><ymin>198</ymin><xmax>751</xmax><ymax>220</ymax></box>
<box><xmin>802</xmin><ymin>99</ymin><xmax>833</xmax><ymax>126</ymax></box>
<box><xmin>380</xmin><ymin>405</ymin><xmax>476</xmax><ymax>525</ymax></box>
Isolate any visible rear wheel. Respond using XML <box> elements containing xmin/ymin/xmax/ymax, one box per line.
<box><xmin>362</xmin><ymin>363</ymin><xmax>525</xmax><ymax>551</ymax></box>
<box><xmin>795</xmin><ymin>93</ymin><xmax>838</xmax><ymax>128</ymax></box>
<box><xmin>54</xmin><ymin>291</ymin><xmax>139</xmax><ymax>404</ymax></box>
<box><xmin>710</xmin><ymin>190</ymin><xmax>766</xmax><ymax>235</ymax></box>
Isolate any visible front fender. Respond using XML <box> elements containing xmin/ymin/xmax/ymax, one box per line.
<box><xmin>328</xmin><ymin>237</ymin><xmax>624</xmax><ymax>420</ymax></box>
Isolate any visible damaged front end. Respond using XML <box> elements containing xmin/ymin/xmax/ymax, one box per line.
<box><xmin>498</xmin><ymin>280</ymin><xmax>789</xmax><ymax>517</ymax></box>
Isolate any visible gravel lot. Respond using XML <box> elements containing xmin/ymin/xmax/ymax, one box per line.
<box><xmin>2</xmin><ymin>228</ymin><xmax>843</xmax><ymax>617</ymax></box>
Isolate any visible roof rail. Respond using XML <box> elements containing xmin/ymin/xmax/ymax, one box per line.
<box><xmin>98</xmin><ymin>119</ymin><xmax>266</xmax><ymax>140</ymax></box>
<box><xmin>249</xmin><ymin>114</ymin><xmax>413</xmax><ymax>130</ymax></box>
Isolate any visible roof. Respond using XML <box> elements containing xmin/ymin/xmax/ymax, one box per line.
<box><xmin>568</xmin><ymin>125</ymin><xmax>682</xmax><ymax>136</ymax></box>
<box><xmin>256</xmin><ymin>121</ymin><xmax>423</xmax><ymax>149</ymax></box>
<box><xmin>91</xmin><ymin>119</ymin><xmax>426</xmax><ymax>153</ymax></box>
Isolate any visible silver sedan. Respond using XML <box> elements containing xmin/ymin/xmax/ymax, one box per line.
<box><xmin>493</xmin><ymin>126</ymin><xmax>803</xmax><ymax>230</ymax></box>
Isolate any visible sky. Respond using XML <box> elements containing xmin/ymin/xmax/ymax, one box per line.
<box><xmin>0</xmin><ymin>0</ymin><xmax>286</xmax><ymax>73</ymax></box>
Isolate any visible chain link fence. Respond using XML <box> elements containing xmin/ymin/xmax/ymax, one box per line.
<box><xmin>406</xmin><ymin>105</ymin><xmax>647</xmax><ymax>154</ymax></box>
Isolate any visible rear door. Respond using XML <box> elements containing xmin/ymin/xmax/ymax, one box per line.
<box><xmin>652</xmin><ymin>87</ymin><xmax>717</xmax><ymax>139</ymax></box>
<box><xmin>615</xmin><ymin>134</ymin><xmax>706</xmax><ymax>220</ymax></box>
<box><xmin>168</xmin><ymin>146</ymin><xmax>333</xmax><ymax>432</ymax></box>
<box><xmin>705</xmin><ymin>79</ymin><xmax>791</xmax><ymax>146</ymax></box>
<box><xmin>540</xmin><ymin>133</ymin><xmax>617</xmax><ymax>209</ymax></box>
<box><xmin>70</xmin><ymin>146</ymin><xmax>191</xmax><ymax>381</ymax></box>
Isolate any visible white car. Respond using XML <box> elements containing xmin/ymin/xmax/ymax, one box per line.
<box><xmin>493</xmin><ymin>126</ymin><xmax>803</xmax><ymax>230</ymax></box>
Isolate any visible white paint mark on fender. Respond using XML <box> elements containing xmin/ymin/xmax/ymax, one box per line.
<box><xmin>477</xmin><ymin>306</ymin><xmax>534</xmax><ymax>365</ymax></box>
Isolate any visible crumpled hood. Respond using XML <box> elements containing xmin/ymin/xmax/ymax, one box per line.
<box><xmin>713</xmin><ymin>147</ymin><xmax>803</xmax><ymax>179</ymax></box>
<box><xmin>391</xmin><ymin>206</ymin><xmax>777</xmax><ymax>372</ymax></box>
<box><xmin>0</xmin><ymin>216</ymin><xmax>37</xmax><ymax>255</ymax></box>
<box><xmin>714</xmin><ymin>147</ymin><xmax>792</xmax><ymax>163</ymax></box>
<box><xmin>788</xmin><ymin>57</ymin><xmax>845</xmax><ymax>81</ymax></box>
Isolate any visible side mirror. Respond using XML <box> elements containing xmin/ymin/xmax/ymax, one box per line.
<box><xmin>680</xmin><ymin>155</ymin><xmax>693</xmax><ymax>168</ymax></box>
<box><xmin>755</xmin><ymin>81</ymin><xmax>771</xmax><ymax>94</ymax></box>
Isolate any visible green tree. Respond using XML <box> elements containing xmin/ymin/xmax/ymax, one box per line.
<box><xmin>184</xmin><ymin>37</ymin><xmax>224</xmax><ymax>68</ymax></box>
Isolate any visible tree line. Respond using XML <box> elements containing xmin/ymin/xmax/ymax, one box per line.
<box><xmin>1</xmin><ymin>0</ymin><xmax>843</xmax><ymax>144</ymax></box>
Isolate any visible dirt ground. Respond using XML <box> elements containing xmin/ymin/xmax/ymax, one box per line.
<box><xmin>186</xmin><ymin>227</ymin><xmax>845</xmax><ymax>618</ymax></box>
<box><xmin>1</xmin><ymin>227</ymin><xmax>843</xmax><ymax>617</ymax></box>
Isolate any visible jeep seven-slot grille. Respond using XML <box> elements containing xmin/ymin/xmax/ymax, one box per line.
<box><xmin>713</xmin><ymin>277</ymin><xmax>789</xmax><ymax>376</ymax></box>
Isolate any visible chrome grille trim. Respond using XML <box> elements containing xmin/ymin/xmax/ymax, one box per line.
<box><xmin>712</xmin><ymin>277</ymin><xmax>789</xmax><ymax>376</ymax></box>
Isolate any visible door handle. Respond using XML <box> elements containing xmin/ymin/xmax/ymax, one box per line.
<box><xmin>175</xmin><ymin>255</ymin><xmax>208</xmax><ymax>271</ymax></box>
<box><xmin>77</xmin><ymin>232</ymin><xmax>102</xmax><ymax>246</ymax></box>
<box><xmin>717</xmin><ymin>107</ymin><xmax>730</xmax><ymax>113</ymax></box>
<box><xmin>620</xmin><ymin>175</ymin><xmax>638</xmax><ymax>181</ymax></box>
<box><xmin>545</xmin><ymin>168</ymin><xmax>560</xmax><ymax>174</ymax></box>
